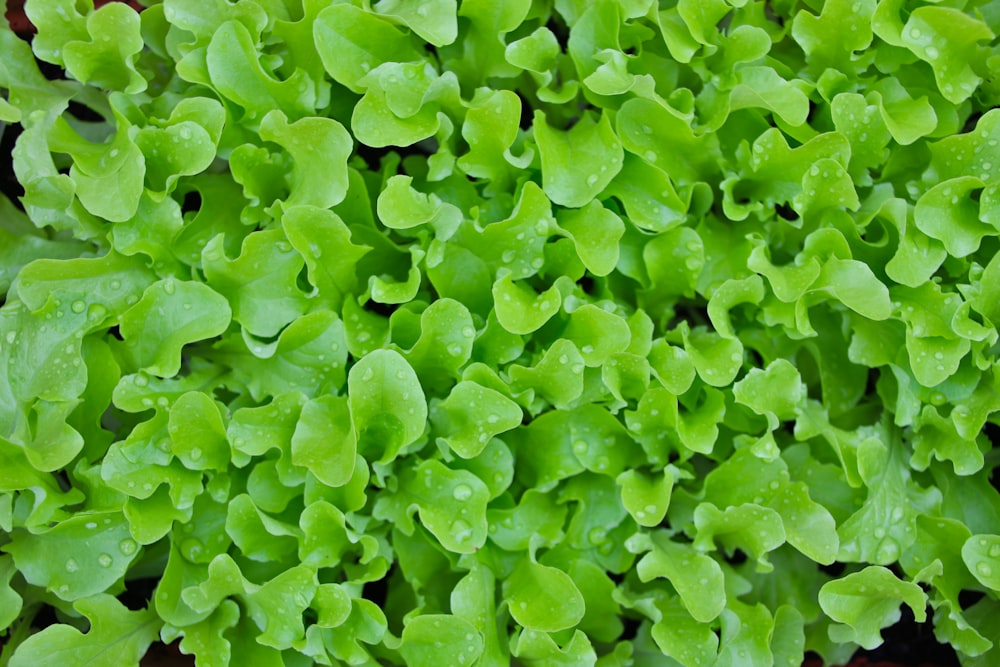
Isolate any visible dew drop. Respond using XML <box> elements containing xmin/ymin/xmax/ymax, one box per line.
<box><xmin>588</xmin><ymin>527</ymin><xmax>607</xmax><ymax>545</ymax></box>
<box><xmin>70</xmin><ymin>300</ymin><xmax>86</xmax><ymax>314</ymax></box>
<box><xmin>189</xmin><ymin>447</ymin><xmax>203</xmax><ymax>461</ymax></box>
<box><xmin>978</xmin><ymin>562</ymin><xmax>993</xmax><ymax>577</ymax></box>
<box><xmin>878</xmin><ymin>540</ymin><xmax>899</xmax><ymax>562</ymax></box>
<box><xmin>451</xmin><ymin>519</ymin><xmax>473</xmax><ymax>542</ymax></box>
<box><xmin>119</xmin><ymin>538</ymin><xmax>138</xmax><ymax>556</ymax></box>
<box><xmin>65</xmin><ymin>558</ymin><xmax>79</xmax><ymax>572</ymax></box>
<box><xmin>453</xmin><ymin>484</ymin><xmax>473</xmax><ymax>501</ymax></box>
<box><xmin>97</xmin><ymin>553</ymin><xmax>114</xmax><ymax>568</ymax></box>
<box><xmin>181</xmin><ymin>538</ymin><xmax>204</xmax><ymax>561</ymax></box>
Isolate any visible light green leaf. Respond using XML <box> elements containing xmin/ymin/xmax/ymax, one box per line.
<box><xmin>282</xmin><ymin>205</ymin><xmax>371</xmax><ymax>310</ymax></box>
<box><xmin>492</xmin><ymin>274</ymin><xmax>562</xmax><ymax>335</ymax></box>
<box><xmin>168</xmin><ymin>391</ymin><xmax>229</xmax><ymax>471</ymax></box>
<box><xmin>457</xmin><ymin>88</ymin><xmax>522</xmax><ymax>188</ymax></box>
<box><xmin>508</xmin><ymin>338</ymin><xmax>586</xmax><ymax>410</ymax></box>
<box><xmin>648</xmin><ymin>339</ymin><xmax>696</xmax><ymax>395</ymax></box>
<box><xmin>703</xmin><ymin>446</ymin><xmax>839</xmax><ymax>564</ymax></box>
<box><xmin>819</xmin><ymin>566</ymin><xmax>927</xmax><ymax>650</ymax></box>
<box><xmin>962</xmin><ymin>535</ymin><xmax>1000</xmax><ymax>591</ymax></box>
<box><xmin>650</xmin><ymin>596</ymin><xmax>719</xmax><ymax>667</ymax></box>
<box><xmin>245</xmin><ymin>564</ymin><xmax>317</xmax><ymax>649</ymax></box>
<box><xmin>487</xmin><ymin>488</ymin><xmax>567</xmax><ymax>552</ymax></box>
<box><xmin>509</xmin><ymin>629</ymin><xmax>596</xmax><ymax>666</ymax></box>
<box><xmin>119</xmin><ymin>278</ymin><xmax>231</xmax><ymax>377</ymax></box>
<box><xmin>399</xmin><ymin>615</ymin><xmax>483</xmax><ymax>667</ymax></box>
<box><xmin>203</xmin><ymin>229</ymin><xmax>308</xmax><ymax>338</ymax></box>
<box><xmin>914</xmin><ymin>177</ymin><xmax>992</xmax><ymax>258</ymax></box>
<box><xmin>814</xmin><ymin>258</ymin><xmax>892</xmax><ymax>321</ymax></box>
<box><xmin>374</xmin><ymin>0</ymin><xmax>458</xmax><ymax>47</ymax></box>
<box><xmin>0</xmin><ymin>554</ymin><xmax>22</xmax><ymax>631</ymax></box>
<box><xmin>561</xmin><ymin>304</ymin><xmax>631</xmax><ymax>367</ymax></box>
<box><xmin>839</xmin><ymin>430</ymin><xmax>940</xmax><ymax>565</ymax></box>
<box><xmin>504</xmin><ymin>557</ymin><xmax>586</xmax><ymax>633</ymax></box>
<box><xmin>632</xmin><ymin>531</ymin><xmax>726</xmax><ymax>623</ymax></box>
<box><xmin>431</xmin><ymin>380</ymin><xmax>522</xmax><ymax>458</ymax></box>
<box><xmin>899</xmin><ymin>7</ymin><xmax>994</xmax><ymax>104</ymax></box>
<box><xmin>868</xmin><ymin>77</ymin><xmax>938</xmax><ymax>146</ymax></box>
<box><xmin>348</xmin><ymin>349</ymin><xmax>427</xmax><ymax>462</ymax></box>
<box><xmin>313</xmin><ymin>3</ymin><xmax>423</xmax><ymax>93</ymax></box>
<box><xmin>682</xmin><ymin>325</ymin><xmax>743</xmax><ymax>388</ymax></box>
<box><xmin>730</xmin><ymin>66</ymin><xmax>810</xmax><ymax>127</ymax></box>
<box><xmin>381</xmin><ymin>459</ymin><xmax>490</xmax><ymax>553</ymax></box>
<box><xmin>534</xmin><ymin>110</ymin><xmax>623</xmax><ymax>208</ymax></box>
<box><xmin>221</xmin><ymin>310</ymin><xmax>348</xmax><ymax>401</ymax></box>
<box><xmin>291</xmin><ymin>395</ymin><xmax>356</xmax><ymax>487</ymax></box>
<box><xmin>9</xmin><ymin>595</ymin><xmax>159</xmax><ymax>667</ymax></box>
<box><xmin>206</xmin><ymin>20</ymin><xmax>315</xmax><ymax>120</ymax></box>
<box><xmin>604</xmin><ymin>154</ymin><xmax>688</xmax><ymax>233</ymax></box>
<box><xmin>5</xmin><ymin>512</ymin><xmax>138</xmax><ymax>602</ymax></box>
<box><xmin>259</xmin><ymin>110</ymin><xmax>353</xmax><ymax>210</ymax></box>
<box><xmin>401</xmin><ymin>298</ymin><xmax>476</xmax><ymax>389</ymax></box>
<box><xmin>63</xmin><ymin>3</ymin><xmax>146</xmax><ymax>93</ymax></box>
<box><xmin>693</xmin><ymin>503</ymin><xmax>786</xmax><ymax>571</ymax></box>
<box><xmin>555</xmin><ymin>201</ymin><xmax>625</xmax><ymax>277</ymax></box>
<box><xmin>733</xmin><ymin>359</ymin><xmax>804</xmax><ymax>423</ymax></box>
<box><xmin>135</xmin><ymin>122</ymin><xmax>216</xmax><ymax>195</ymax></box>
<box><xmin>791</xmin><ymin>0</ymin><xmax>875</xmax><ymax>71</ymax></box>
<box><xmin>224</xmin><ymin>495</ymin><xmax>300</xmax><ymax>562</ymax></box>
<box><xmin>618</xmin><ymin>468</ymin><xmax>672</xmax><ymax>528</ymax></box>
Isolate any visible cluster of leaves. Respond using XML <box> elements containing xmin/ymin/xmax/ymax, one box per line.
<box><xmin>1</xmin><ymin>0</ymin><xmax>1000</xmax><ymax>665</ymax></box>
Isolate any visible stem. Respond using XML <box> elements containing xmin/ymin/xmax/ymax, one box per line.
<box><xmin>0</xmin><ymin>603</ymin><xmax>39</xmax><ymax>667</ymax></box>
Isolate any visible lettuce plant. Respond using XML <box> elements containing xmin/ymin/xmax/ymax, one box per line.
<box><xmin>2</xmin><ymin>0</ymin><xmax>1000</xmax><ymax>665</ymax></box>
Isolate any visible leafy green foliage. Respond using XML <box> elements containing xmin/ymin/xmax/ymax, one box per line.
<box><xmin>2</xmin><ymin>0</ymin><xmax>1000</xmax><ymax>665</ymax></box>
